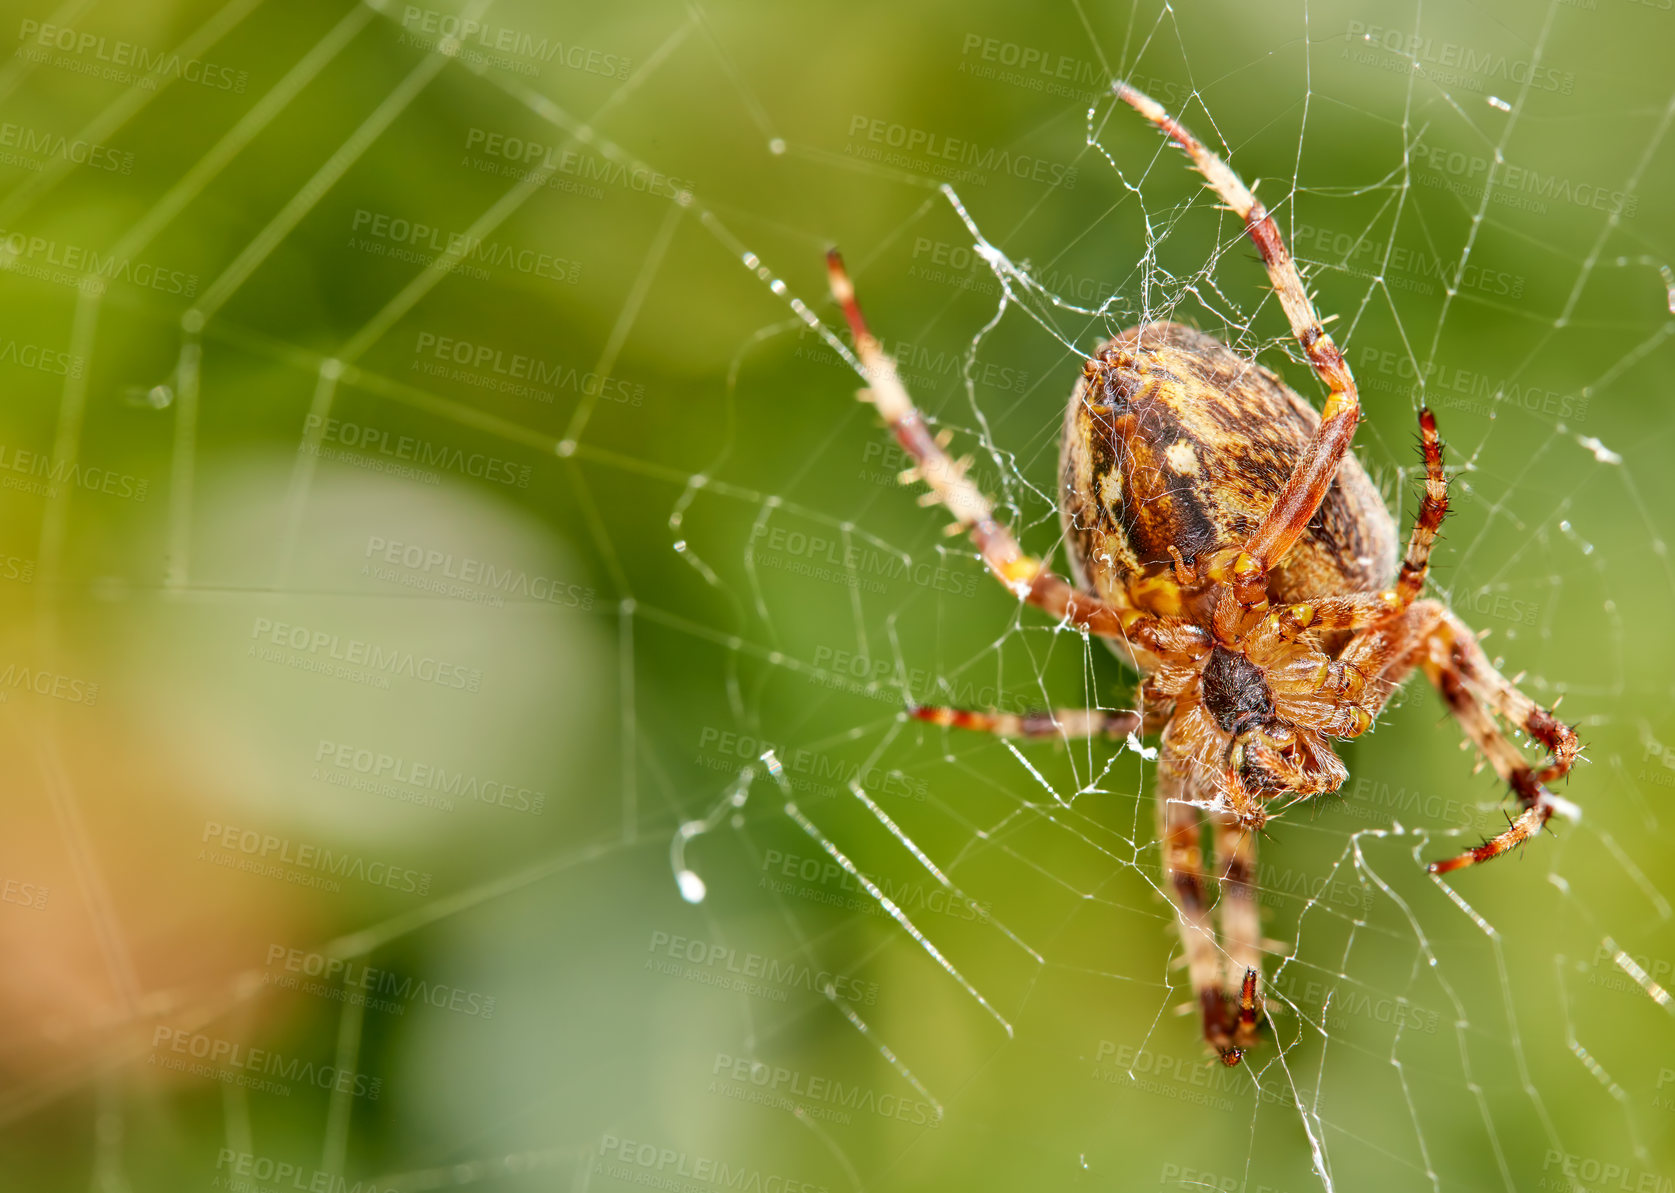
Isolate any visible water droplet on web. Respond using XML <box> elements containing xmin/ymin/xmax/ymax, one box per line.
<box><xmin>768</xmin><ymin>137</ymin><xmax>786</xmax><ymax>155</ymax></box>
<box><xmin>1487</xmin><ymin>96</ymin><xmax>1511</xmax><ymax>112</ymax></box>
<box><xmin>121</xmin><ymin>384</ymin><xmax>173</xmax><ymax>409</ymax></box>
<box><xmin>675</xmin><ymin>869</ymin><xmax>707</xmax><ymax>903</ymax></box>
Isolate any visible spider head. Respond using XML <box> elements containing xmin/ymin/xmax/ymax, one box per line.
<box><xmin>1218</xmin><ymin>1046</ymin><xmax>1246</xmax><ymax>1068</ymax></box>
<box><xmin>1203</xmin><ymin>645</ymin><xmax>1350</xmax><ymax>817</ymax></box>
<box><xmin>1201</xmin><ymin>646</ymin><xmax>1274</xmax><ymax>737</ymax></box>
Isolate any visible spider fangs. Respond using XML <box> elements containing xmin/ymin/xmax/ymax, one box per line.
<box><xmin>823</xmin><ymin>82</ymin><xmax>1581</xmax><ymax>1066</ymax></box>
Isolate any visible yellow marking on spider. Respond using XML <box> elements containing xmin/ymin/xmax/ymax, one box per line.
<box><xmin>1165</xmin><ymin>441</ymin><xmax>1200</xmax><ymax>475</ymax></box>
<box><xmin>999</xmin><ymin>555</ymin><xmax>1042</xmax><ymax>591</ymax></box>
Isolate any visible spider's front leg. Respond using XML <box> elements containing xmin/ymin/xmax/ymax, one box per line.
<box><xmin>825</xmin><ymin>251</ymin><xmax>1208</xmax><ymax>664</ymax></box>
<box><xmin>1115</xmin><ymin>84</ymin><xmax>1363</xmax><ymax>606</ymax></box>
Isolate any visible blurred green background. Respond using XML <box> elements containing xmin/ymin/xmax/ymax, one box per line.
<box><xmin>0</xmin><ymin>0</ymin><xmax>1671</xmax><ymax>1190</ymax></box>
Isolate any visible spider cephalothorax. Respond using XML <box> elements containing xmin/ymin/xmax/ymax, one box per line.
<box><xmin>826</xmin><ymin>82</ymin><xmax>1581</xmax><ymax>1066</ymax></box>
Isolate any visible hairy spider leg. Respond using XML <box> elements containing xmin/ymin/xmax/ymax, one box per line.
<box><xmin>1212</xmin><ymin>817</ymin><xmax>1265</xmax><ymax>1056</ymax></box>
<box><xmin>1216</xmin><ymin>968</ymin><xmax>1263</xmax><ymax>1066</ymax></box>
<box><xmin>1420</xmin><ymin>611</ymin><xmax>1581</xmax><ymax>873</ymax></box>
<box><xmin>1114</xmin><ymin>83</ymin><xmax>1362</xmax><ymax>600</ymax></box>
<box><xmin>826</xmin><ymin>250</ymin><xmax>1208</xmax><ymax>663</ymax></box>
<box><xmin>1266</xmin><ymin>405</ymin><xmax>1451</xmax><ymax>643</ymax></box>
<box><xmin>1311</xmin><ymin>598</ymin><xmax>1581</xmax><ymax>873</ymax></box>
<box><xmin>1201</xmin><ymin>405</ymin><xmax>1448</xmax><ymax>805</ymax></box>
<box><xmin>1157</xmin><ymin>737</ymin><xmax>1243</xmax><ymax>1062</ymax></box>
<box><xmin>1282</xmin><ymin>409</ymin><xmax>1575</xmax><ymax>870</ymax></box>
<box><xmin>910</xmin><ymin>705</ymin><xmax>1143</xmax><ymax>740</ymax></box>
<box><xmin>1396</xmin><ymin>406</ymin><xmax>1450</xmax><ymax>606</ymax></box>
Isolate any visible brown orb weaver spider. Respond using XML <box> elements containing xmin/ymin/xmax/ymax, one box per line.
<box><xmin>823</xmin><ymin>82</ymin><xmax>1581</xmax><ymax>1066</ymax></box>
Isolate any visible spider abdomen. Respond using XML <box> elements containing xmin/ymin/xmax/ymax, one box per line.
<box><xmin>1059</xmin><ymin>321</ymin><xmax>1397</xmax><ymax>619</ymax></box>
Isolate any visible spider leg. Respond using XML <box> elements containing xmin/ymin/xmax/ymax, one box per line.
<box><xmin>1395</xmin><ymin>405</ymin><xmax>1449</xmax><ymax>607</ymax></box>
<box><xmin>1115</xmin><ymin>84</ymin><xmax>1361</xmax><ymax>587</ymax></box>
<box><xmin>1212</xmin><ymin>816</ymin><xmax>1264</xmax><ymax>1060</ymax></box>
<box><xmin>1324</xmin><ymin>600</ymin><xmax>1580</xmax><ymax>872</ymax></box>
<box><xmin>1293</xmin><ymin>600</ymin><xmax>1449</xmax><ymax>741</ymax></box>
<box><xmin>1417</xmin><ymin>610</ymin><xmax>1581</xmax><ymax>874</ymax></box>
<box><xmin>1159</xmin><ymin>732</ymin><xmax>1247</xmax><ymax>1064</ymax></box>
<box><xmin>1261</xmin><ymin>404</ymin><xmax>1450</xmax><ymax>641</ymax></box>
<box><xmin>911</xmin><ymin>704</ymin><xmax>1145</xmax><ymax>740</ymax></box>
<box><xmin>827</xmin><ymin>251</ymin><xmax>1208</xmax><ymax>664</ymax></box>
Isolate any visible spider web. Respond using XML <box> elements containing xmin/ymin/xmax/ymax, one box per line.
<box><xmin>3</xmin><ymin>1</ymin><xmax>1673</xmax><ymax>1191</ymax></box>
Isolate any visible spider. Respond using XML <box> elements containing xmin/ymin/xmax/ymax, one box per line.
<box><xmin>823</xmin><ymin>82</ymin><xmax>1581</xmax><ymax>1067</ymax></box>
